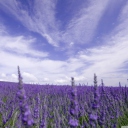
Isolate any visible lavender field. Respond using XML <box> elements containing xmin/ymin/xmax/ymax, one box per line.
<box><xmin>1</xmin><ymin>0</ymin><xmax>128</xmax><ymax>128</ymax></box>
<box><xmin>0</xmin><ymin>67</ymin><xmax>128</xmax><ymax>128</ymax></box>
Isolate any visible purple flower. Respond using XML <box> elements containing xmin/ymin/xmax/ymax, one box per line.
<box><xmin>92</xmin><ymin>103</ymin><xmax>99</xmax><ymax>109</ymax></box>
<box><xmin>89</xmin><ymin>114</ymin><xmax>98</xmax><ymax>121</ymax></box>
<box><xmin>69</xmin><ymin>119</ymin><xmax>79</xmax><ymax>127</ymax></box>
<box><xmin>70</xmin><ymin>108</ymin><xmax>75</xmax><ymax>115</ymax></box>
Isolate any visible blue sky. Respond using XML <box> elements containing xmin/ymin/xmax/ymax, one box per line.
<box><xmin>0</xmin><ymin>0</ymin><xmax>128</xmax><ymax>86</ymax></box>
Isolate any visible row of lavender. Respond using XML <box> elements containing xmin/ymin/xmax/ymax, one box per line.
<box><xmin>0</xmin><ymin>67</ymin><xmax>128</xmax><ymax>127</ymax></box>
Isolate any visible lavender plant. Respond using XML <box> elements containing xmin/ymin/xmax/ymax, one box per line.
<box><xmin>40</xmin><ymin>96</ymin><xmax>47</xmax><ymax>128</ymax></box>
<box><xmin>89</xmin><ymin>73</ymin><xmax>99</xmax><ymax>128</ymax></box>
<box><xmin>17</xmin><ymin>66</ymin><xmax>35</xmax><ymax>127</ymax></box>
<box><xmin>68</xmin><ymin>77</ymin><xmax>79</xmax><ymax>128</ymax></box>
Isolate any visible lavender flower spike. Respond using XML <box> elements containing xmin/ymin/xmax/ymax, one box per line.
<box><xmin>89</xmin><ymin>73</ymin><xmax>99</xmax><ymax>128</ymax></box>
<box><xmin>17</xmin><ymin>66</ymin><xmax>35</xmax><ymax>127</ymax></box>
<box><xmin>69</xmin><ymin>77</ymin><xmax>79</xmax><ymax>128</ymax></box>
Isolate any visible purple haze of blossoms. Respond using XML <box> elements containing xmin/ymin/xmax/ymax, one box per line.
<box><xmin>17</xmin><ymin>66</ymin><xmax>35</xmax><ymax>127</ymax></box>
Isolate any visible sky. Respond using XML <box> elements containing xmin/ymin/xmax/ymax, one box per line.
<box><xmin>0</xmin><ymin>0</ymin><xmax>128</xmax><ymax>86</ymax></box>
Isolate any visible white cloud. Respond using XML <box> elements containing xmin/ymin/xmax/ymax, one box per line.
<box><xmin>0</xmin><ymin>34</ymin><xmax>49</xmax><ymax>58</ymax></box>
<box><xmin>1</xmin><ymin>73</ymin><xmax>6</xmax><ymax>77</ymax></box>
<box><xmin>11</xmin><ymin>74</ymin><xmax>17</xmax><ymax>79</ymax></box>
<box><xmin>44</xmin><ymin>78</ymin><xmax>49</xmax><ymax>82</ymax></box>
<box><xmin>75</xmin><ymin>76</ymin><xmax>87</xmax><ymax>82</ymax></box>
<box><xmin>22</xmin><ymin>72</ymin><xmax>38</xmax><ymax>82</ymax></box>
<box><xmin>54</xmin><ymin>79</ymin><xmax>69</xmax><ymax>84</ymax></box>
<box><xmin>0</xmin><ymin>79</ymin><xmax>3</xmax><ymax>81</ymax></box>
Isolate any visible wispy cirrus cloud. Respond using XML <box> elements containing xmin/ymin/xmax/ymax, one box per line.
<box><xmin>62</xmin><ymin>0</ymin><xmax>110</xmax><ymax>45</ymax></box>
<box><xmin>0</xmin><ymin>0</ymin><xmax>60</xmax><ymax>46</ymax></box>
<box><xmin>0</xmin><ymin>0</ymin><xmax>111</xmax><ymax>48</ymax></box>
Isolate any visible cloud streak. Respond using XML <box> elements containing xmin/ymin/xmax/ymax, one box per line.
<box><xmin>0</xmin><ymin>0</ymin><xmax>60</xmax><ymax>46</ymax></box>
<box><xmin>62</xmin><ymin>0</ymin><xmax>110</xmax><ymax>45</ymax></box>
<box><xmin>0</xmin><ymin>0</ymin><xmax>111</xmax><ymax>47</ymax></box>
